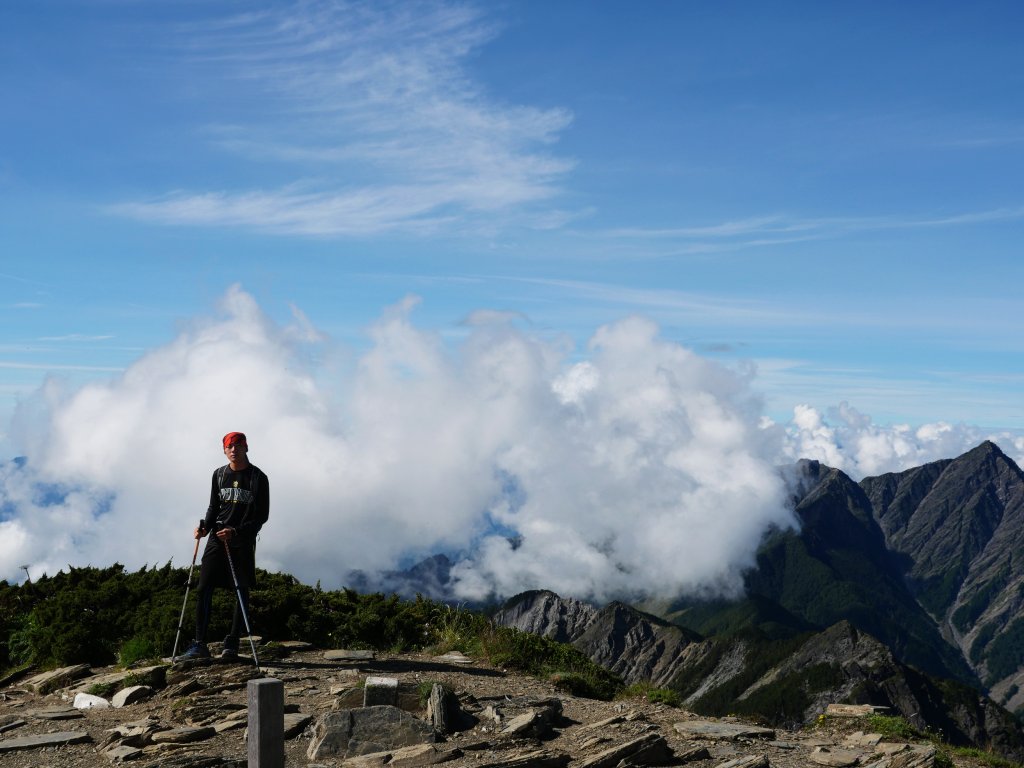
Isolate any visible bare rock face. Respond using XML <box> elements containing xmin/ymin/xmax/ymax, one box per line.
<box><xmin>493</xmin><ymin>591</ymin><xmax>697</xmax><ymax>687</ymax></box>
<box><xmin>572</xmin><ymin>602</ymin><xmax>699</xmax><ymax>687</ymax></box>
<box><xmin>493</xmin><ymin>590</ymin><xmax>599</xmax><ymax>644</ymax></box>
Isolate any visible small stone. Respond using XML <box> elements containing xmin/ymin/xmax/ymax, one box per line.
<box><xmin>581</xmin><ymin>715</ymin><xmax>624</xmax><ymax>730</ymax></box>
<box><xmin>677</xmin><ymin>745</ymin><xmax>712</xmax><ymax>763</ymax></box>
<box><xmin>104</xmin><ymin>744</ymin><xmax>144</xmax><ymax>762</ymax></box>
<box><xmin>363</xmin><ymin>676</ymin><xmax>399</xmax><ymax>707</ymax></box>
<box><xmin>810</xmin><ymin>746</ymin><xmax>863</xmax><ymax>766</ymax></box>
<box><xmin>499</xmin><ymin>710</ymin><xmax>539</xmax><ymax>737</ymax></box>
<box><xmin>284</xmin><ymin>711</ymin><xmax>314</xmax><ymax>738</ymax></box>
<box><xmin>844</xmin><ymin>731</ymin><xmax>884</xmax><ymax>748</ymax></box>
<box><xmin>714</xmin><ymin>756</ymin><xmax>769</xmax><ymax>768</ymax></box>
<box><xmin>576</xmin><ymin>733</ymin><xmax>673</xmax><ymax>768</ymax></box>
<box><xmin>0</xmin><ymin>716</ymin><xmax>27</xmax><ymax>734</ymax></box>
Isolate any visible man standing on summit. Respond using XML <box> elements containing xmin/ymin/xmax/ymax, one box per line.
<box><xmin>179</xmin><ymin>431</ymin><xmax>269</xmax><ymax>660</ymax></box>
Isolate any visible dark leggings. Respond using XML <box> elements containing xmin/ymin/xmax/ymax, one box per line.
<box><xmin>195</xmin><ymin>584</ymin><xmax>250</xmax><ymax>643</ymax></box>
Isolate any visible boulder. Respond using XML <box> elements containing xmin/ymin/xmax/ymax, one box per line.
<box><xmin>23</xmin><ymin>663</ymin><xmax>91</xmax><ymax>694</ymax></box>
<box><xmin>426</xmin><ymin>684</ymin><xmax>461</xmax><ymax>734</ymax></box>
<box><xmin>112</xmin><ymin>685</ymin><xmax>154</xmax><ymax>707</ymax></box>
<box><xmin>307</xmin><ymin>705</ymin><xmax>436</xmax><ymax>760</ymax></box>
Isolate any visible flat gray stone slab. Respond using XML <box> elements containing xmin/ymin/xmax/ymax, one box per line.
<box><xmin>674</xmin><ymin>720</ymin><xmax>775</xmax><ymax>741</ymax></box>
<box><xmin>27</xmin><ymin>706</ymin><xmax>84</xmax><ymax>720</ymax></box>
<box><xmin>324</xmin><ymin>649</ymin><xmax>376</xmax><ymax>661</ymax></box>
<box><xmin>150</xmin><ymin>726</ymin><xmax>217</xmax><ymax>744</ymax></box>
<box><xmin>432</xmin><ymin>651</ymin><xmax>473</xmax><ymax>665</ymax></box>
<box><xmin>0</xmin><ymin>716</ymin><xmax>27</xmax><ymax>734</ymax></box>
<box><xmin>278</xmin><ymin>640</ymin><xmax>313</xmax><ymax>650</ymax></box>
<box><xmin>0</xmin><ymin>730</ymin><xmax>91</xmax><ymax>752</ymax></box>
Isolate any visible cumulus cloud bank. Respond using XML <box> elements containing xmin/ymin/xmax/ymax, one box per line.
<box><xmin>2</xmin><ymin>287</ymin><xmax>1020</xmax><ymax>599</ymax></box>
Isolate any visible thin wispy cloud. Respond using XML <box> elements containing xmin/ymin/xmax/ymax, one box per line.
<box><xmin>37</xmin><ymin>334</ymin><xmax>115</xmax><ymax>342</ymax></box>
<box><xmin>111</xmin><ymin>1</ymin><xmax>574</xmax><ymax>236</ymax></box>
<box><xmin>595</xmin><ymin>206</ymin><xmax>1024</xmax><ymax>249</ymax></box>
<box><xmin>0</xmin><ymin>362</ymin><xmax>123</xmax><ymax>373</ymax></box>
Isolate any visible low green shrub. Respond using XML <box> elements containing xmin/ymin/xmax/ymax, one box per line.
<box><xmin>481</xmin><ymin>625</ymin><xmax>622</xmax><ymax>700</ymax></box>
<box><xmin>620</xmin><ymin>682</ymin><xmax>681</xmax><ymax>707</ymax></box>
<box><xmin>864</xmin><ymin>714</ymin><xmax>921</xmax><ymax>741</ymax></box>
<box><xmin>119</xmin><ymin>636</ymin><xmax>158</xmax><ymax>667</ymax></box>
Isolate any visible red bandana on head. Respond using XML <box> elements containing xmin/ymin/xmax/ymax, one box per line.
<box><xmin>222</xmin><ymin>431</ymin><xmax>247</xmax><ymax>449</ymax></box>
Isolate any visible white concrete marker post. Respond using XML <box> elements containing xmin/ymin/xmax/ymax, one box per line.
<box><xmin>248</xmin><ymin>677</ymin><xmax>284</xmax><ymax>768</ymax></box>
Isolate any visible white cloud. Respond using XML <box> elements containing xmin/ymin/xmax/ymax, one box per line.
<box><xmin>1</xmin><ymin>288</ymin><xmax>797</xmax><ymax>602</ymax></box>
<box><xmin>112</xmin><ymin>1</ymin><xmax>574</xmax><ymax>236</ymax></box>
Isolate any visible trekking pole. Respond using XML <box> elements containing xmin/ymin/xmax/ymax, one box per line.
<box><xmin>222</xmin><ymin>539</ymin><xmax>262</xmax><ymax>674</ymax></box>
<box><xmin>171</xmin><ymin>519</ymin><xmax>204</xmax><ymax>662</ymax></box>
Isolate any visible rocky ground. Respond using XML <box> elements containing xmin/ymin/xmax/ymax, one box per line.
<box><xmin>0</xmin><ymin>641</ymin><xmax>1006</xmax><ymax>768</ymax></box>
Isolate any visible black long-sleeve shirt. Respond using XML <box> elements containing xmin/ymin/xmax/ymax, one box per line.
<box><xmin>202</xmin><ymin>463</ymin><xmax>269</xmax><ymax>555</ymax></box>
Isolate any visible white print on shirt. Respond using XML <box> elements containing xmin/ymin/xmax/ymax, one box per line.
<box><xmin>219</xmin><ymin>484</ymin><xmax>255</xmax><ymax>504</ymax></box>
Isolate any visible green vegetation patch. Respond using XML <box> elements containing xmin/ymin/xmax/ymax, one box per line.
<box><xmin>0</xmin><ymin>564</ymin><xmax>621</xmax><ymax>702</ymax></box>
<box><xmin>983</xmin><ymin>617</ymin><xmax>1024</xmax><ymax>686</ymax></box>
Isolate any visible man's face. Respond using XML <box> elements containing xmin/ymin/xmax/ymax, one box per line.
<box><xmin>224</xmin><ymin>440</ymin><xmax>248</xmax><ymax>464</ymax></box>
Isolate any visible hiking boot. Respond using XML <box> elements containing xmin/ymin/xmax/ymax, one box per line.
<box><xmin>178</xmin><ymin>640</ymin><xmax>210</xmax><ymax>660</ymax></box>
<box><xmin>220</xmin><ymin>635</ymin><xmax>240</xmax><ymax>660</ymax></box>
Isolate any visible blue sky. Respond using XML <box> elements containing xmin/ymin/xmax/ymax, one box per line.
<box><xmin>3</xmin><ymin>0</ymin><xmax>1024</xmax><ymax>455</ymax></box>
<box><xmin>2</xmin><ymin>0</ymin><xmax>1024</xmax><ymax>590</ymax></box>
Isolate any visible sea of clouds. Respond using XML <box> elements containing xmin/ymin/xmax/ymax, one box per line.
<box><xmin>1</xmin><ymin>286</ymin><xmax>1021</xmax><ymax>600</ymax></box>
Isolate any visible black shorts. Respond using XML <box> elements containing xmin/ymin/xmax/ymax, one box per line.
<box><xmin>198</xmin><ymin>539</ymin><xmax>257</xmax><ymax>589</ymax></box>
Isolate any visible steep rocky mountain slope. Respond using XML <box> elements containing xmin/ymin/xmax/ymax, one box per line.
<box><xmin>494</xmin><ymin>443</ymin><xmax>1024</xmax><ymax>757</ymax></box>
<box><xmin>496</xmin><ymin>593</ymin><xmax>1024</xmax><ymax>760</ymax></box>
<box><xmin>497</xmin><ymin>592</ymin><xmax>699</xmax><ymax>687</ymax></box>
<box><xmin>741</xmin><ymin>459</ymin><xmax>974</xmax><ymax>684</ymax></box>
<box><xmin>860</xmin><ymin>441</ymin><xmax>1024</xmax><ymax>712</ymax></box>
